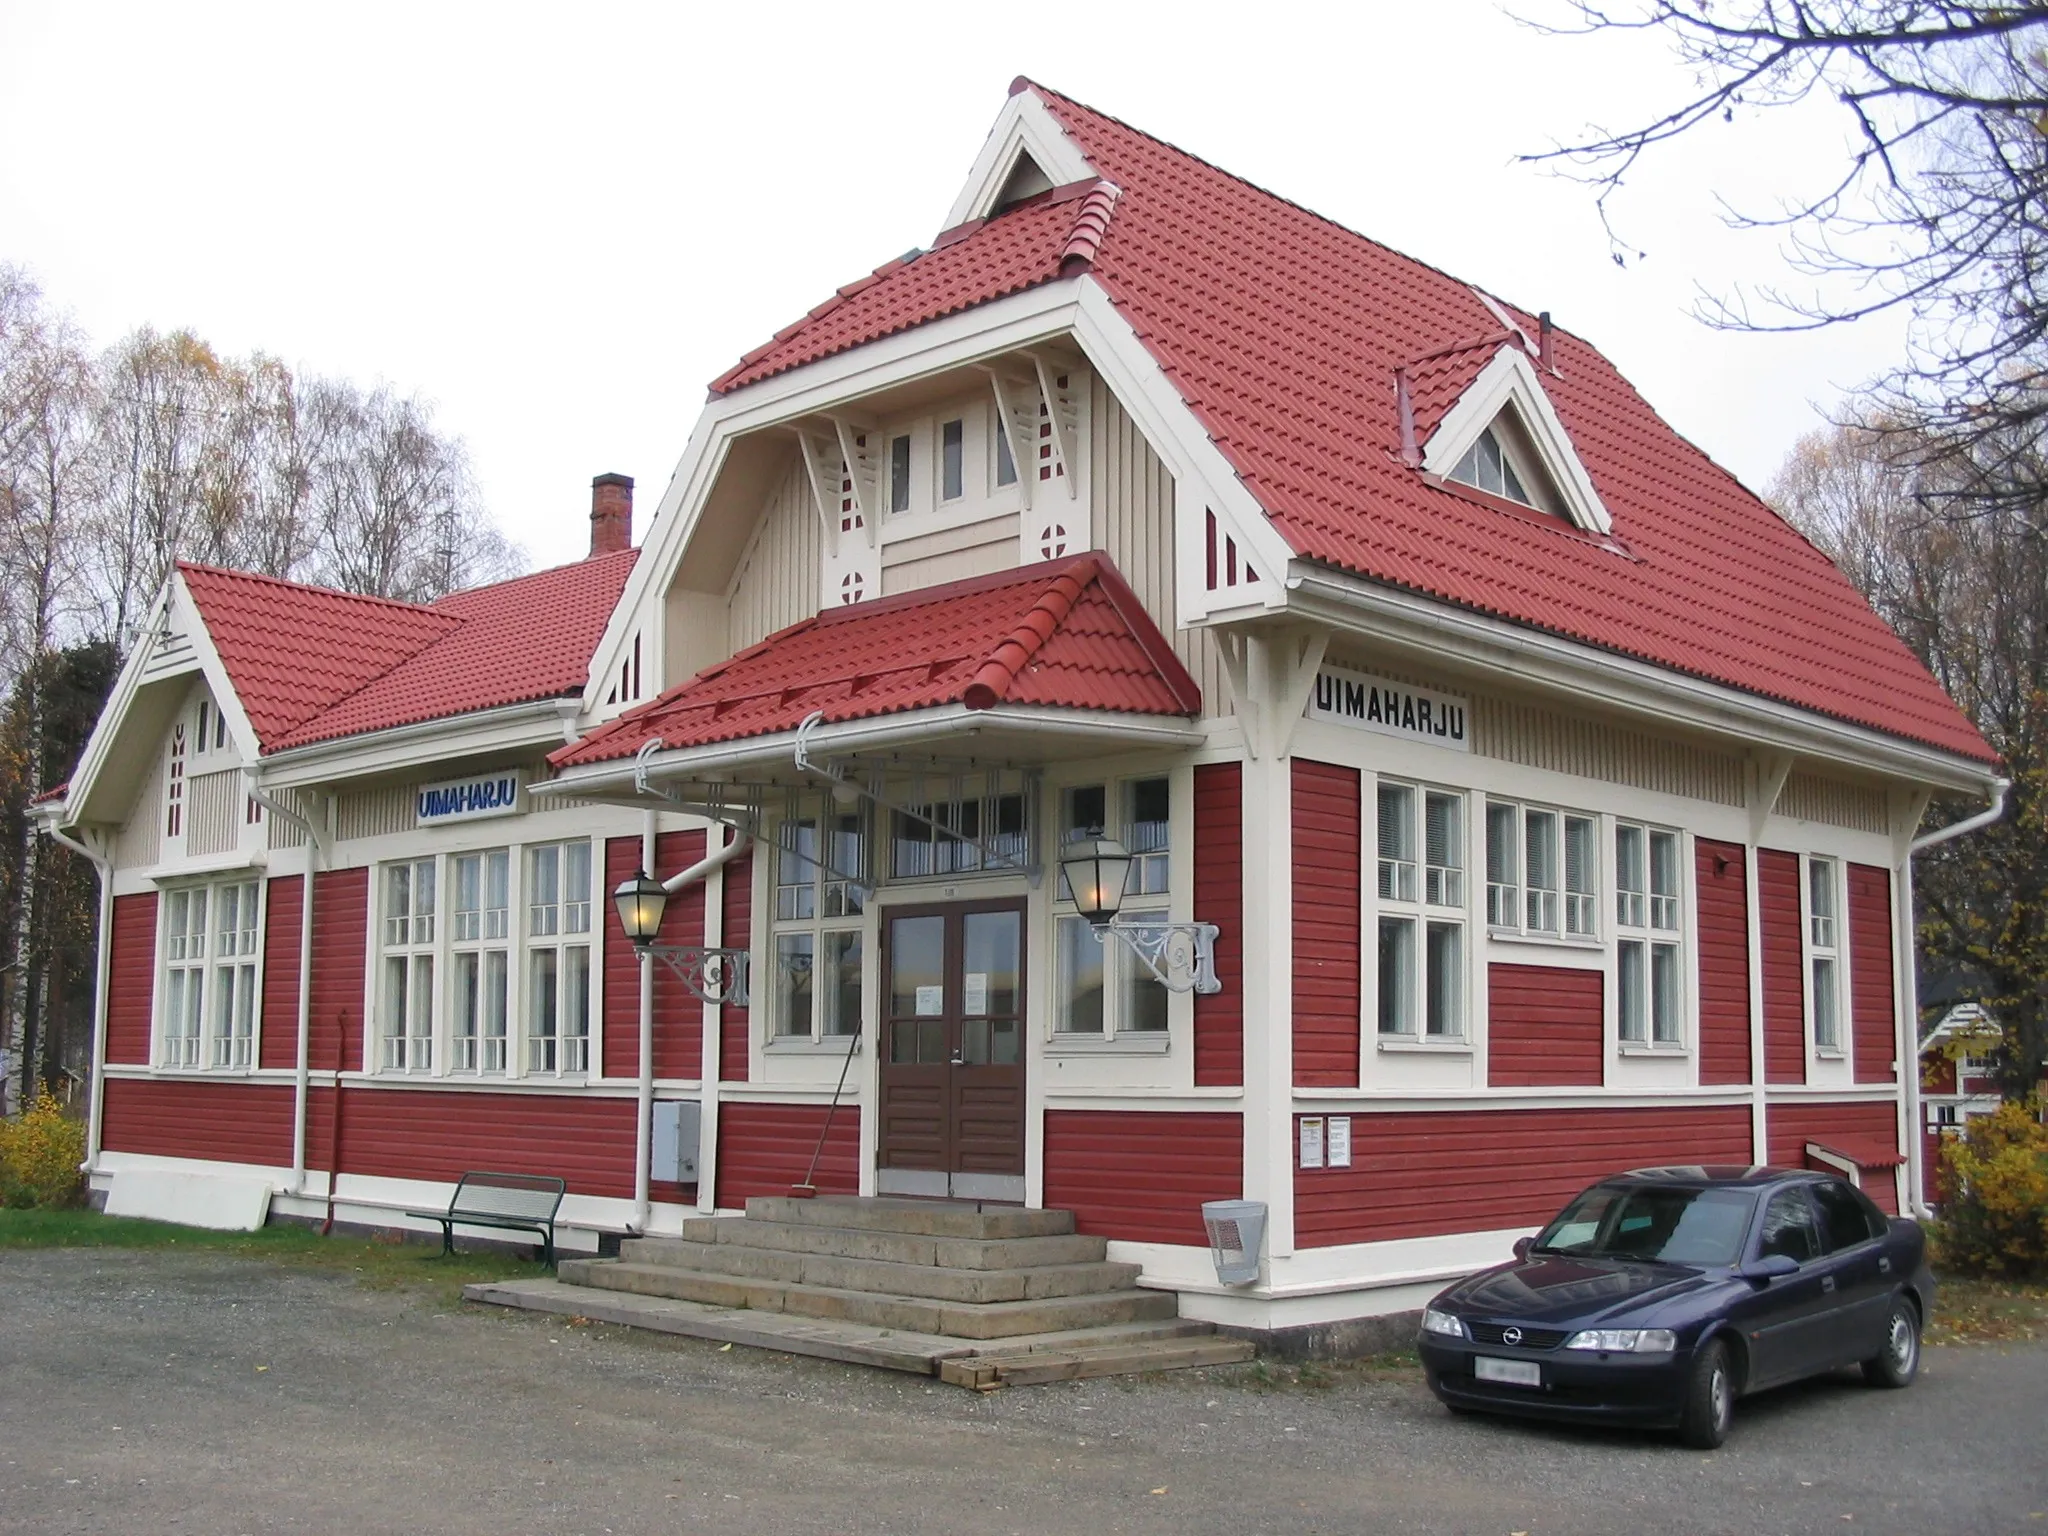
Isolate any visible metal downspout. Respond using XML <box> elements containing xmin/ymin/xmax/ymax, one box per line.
<box><xmin>248</xmin><ymin>780</ymin><xmax>330</xmax><ymax>1199</ymax></box>
<box><xmin>43</xmin><ymin>826</ymin><xmax>111</xmax><ymax>1177</ymax></box>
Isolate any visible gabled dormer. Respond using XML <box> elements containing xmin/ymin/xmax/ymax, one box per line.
<box><xmin>941</xmin><ymin>77</ymin><xmax>1100</xmax><ymax>232</ymax></box>
<box><xmin>1406</xmin><ymin>340</ymin><xmax>1614</xmax><ymax>538</ymax></box>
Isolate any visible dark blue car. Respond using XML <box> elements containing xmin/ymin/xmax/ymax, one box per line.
<box><xmin>1417</xmin><ymin>1166</ymin><xmax>1933</xmax><ymax>1448</ymax></box>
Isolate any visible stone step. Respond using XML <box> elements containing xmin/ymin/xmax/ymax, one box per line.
<box><xmin>744</xmin><ymin>1195</ymin><xmax>1073</xmax><ymax>1241</ymax></box>
<box><xmin>675</xmin><ymin>1216</ymin><xmax>1108</xmax><ymax>1271</ymax></box>
<box><xmin>939</xmin><ymin>1335</ymin><xmax>1256</xmax><ymax>1390</ymax></box>
<box><xmin>557</xmin><ymin>1258</ymin><xmax>1179</xmax><ymax>1339</ymax></box>
<box><xmin>465</xmin><ymin>1278</ymin><xmax>1234</xmax><ymax>1386</ymax></box>
<box><xmin>617</xmin><ymin>1237</ymin><xmax>1141</xmax><ymax>1304</ymax></box>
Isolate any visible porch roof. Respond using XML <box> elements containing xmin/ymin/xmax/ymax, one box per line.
<box><xmin>550</xmin><ymin>554</ymin><xmax>1200</xmax><ymax>770</ymax></box>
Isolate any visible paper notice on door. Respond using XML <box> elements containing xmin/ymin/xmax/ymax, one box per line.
<box><xmin>963</xmin><ymin>973</ymin><xmax>988</xmax><ymax>1016</ymax></box>
<box><xmin>1327</xmin><ymin>1115</ymin><xmax>1352</xmax><ymax>1168</ymax></box>
<box><xmin>915</xmin><ymin>985</ymin><xmax>943</xmax><ymax>1017</ymax></box>
<box><xmin>1299</xmin><ymin>1116</ymin><xmax>1325</xmax><ymax>1170</ymax></box>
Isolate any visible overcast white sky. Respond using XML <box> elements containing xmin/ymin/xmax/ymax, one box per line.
<box><xmin>0</xmin><ymin>1</ymin><xmax>1907</xmax><ymax>572</ymax></box>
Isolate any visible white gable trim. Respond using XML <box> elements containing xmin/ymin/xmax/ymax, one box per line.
<box><xmin>940</xmin><ymin>88</ymin><xmax>1098</xmax><ymax>233</ymax></box>
<box><xmin>57</xmin><ymin>576</ymin><xmax>258</xmax><ymax>828</ymax></box>
<box><xmin>1421</xmin><ymin>346</ymin><xmax>1613</xmax><ymax>537</ymax></box>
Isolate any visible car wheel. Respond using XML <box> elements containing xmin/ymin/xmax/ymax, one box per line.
<box><xmin>1861</xmin><ymin>1297</ymin><xmax>1920</xmax><ymax>1389</ymax></box>
<box><xmin>1678</xmin><ymin>1339</ymin><xmax>1734</xmax><ymax>1450</ymax></box>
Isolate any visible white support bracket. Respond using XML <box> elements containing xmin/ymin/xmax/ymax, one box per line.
<box><xmin>981</xmin><ymin>366</ymin><xmax>1035</xmax><ymax>512</ymax></box>
<box><xmin>1027</xmin><ymin>351</ymin><xmax>1078</xmax><ymax>500</ymax></box>
<box><xmin>792</xmin><ymin>427</ymin><xmax>843</xmax><ymax>556</ymax></box>
<box><xmin>1750</xmin><ymin>752</ymin><xmax>1795</xmax><ymax>843</ymax></box>
<box><xmin>1094</xmin><ymin>915</ymin><xmax>1223</xmax><ymax>994</ymax></box>
<box><xmin>829</xmin><ymin>416</ymin><xmax>879</xmax><ymax>548</ymax></box>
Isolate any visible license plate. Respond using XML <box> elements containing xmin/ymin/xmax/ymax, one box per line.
<box><xmin>1475</xmin><ymin>1357</ymin><xmax>1542</xmax><ymax>1387</ymax></box>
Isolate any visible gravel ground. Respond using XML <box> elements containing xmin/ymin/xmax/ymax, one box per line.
<box><xmin>0</xmin><ymin>1247</ymin><xmax>2041</xmax><ymax>1536</ymax></box>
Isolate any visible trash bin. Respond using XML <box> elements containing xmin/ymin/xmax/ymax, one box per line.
<box><xmin>1201</xmin><ymin>1199</ymin><xmax>1266</xmax><ymax>1285</ymax></box>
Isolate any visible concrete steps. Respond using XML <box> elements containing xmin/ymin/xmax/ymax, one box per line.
<box><xmin>465</xmin><ymin>1194</ymin><xmax>1252</xmax><ymax>1386</ymax></box>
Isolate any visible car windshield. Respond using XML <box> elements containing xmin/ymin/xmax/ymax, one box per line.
<box><xmin>1533</xmin><ymin>1185</ymin><xmax>1757</xmax><ymax>1268</ymax></box>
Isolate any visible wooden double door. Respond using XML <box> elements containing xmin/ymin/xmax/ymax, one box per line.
<box><xmin>876</xmin><ymin>899</ymin><xmax>1026</xmax><ymax>1202</ymax></box>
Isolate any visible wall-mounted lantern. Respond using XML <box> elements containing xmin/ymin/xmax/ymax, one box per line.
<box><xmin>1055</xmin><ymin>835</ymin><xmax>1222</xmax><ymax>995</ymax></box>
<box><xmin>612</xmin><ymin>868</ymin><xmax>751</xmax><ymax>1006</ymax></box>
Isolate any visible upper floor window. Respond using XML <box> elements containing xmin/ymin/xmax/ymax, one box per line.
<box><xmin>1377</xmin><ymin>781</ymin><xmax>1464</xmax><ymax>1039</ymax></box>
<box><xmin>772</xmin><ymin>805</ymin><xmax>867</xmax><ymax>1042</ymax></box>
<box><xmin>1807</xmin><ymin>855</ymin><xmax>1842</xmax><ymax>1053</ymax></box>
<box><xmin>159</xmin><ymin>877</ymin><xmax>260</xmax><ymax>1070</ymax></box>
<box><xmin>1616</xmin><ymin>823</ymin><xmax>1683</xmax><ymax>1045</ymax></box>
<box><xmin>941</xmin><ymin>418</ymin><xmax>965</xmax><ymax>501</ymax></box>
<box><xmin>165</xmin><ymin>723</ymin><xmax>186</xmax><ymax>838</ymax></box>
<box><xmin>1053</xmin><ymin>777</ymin><xmax>1172</xmax><ymax>1037</ymax></box>
<box><xmin>1449</xmin><ymin>426</ymin><xmax>1530</xmax><ymax>506</ymax></box>
<box><xmin>890</xmin><ymin>777</ymin><xmax>1029</xmax><ymax>880</ymax></box>
<box><xmin>889</xmin><ymin>434</ymin><xmax>912</xmax><ymax>514</ymax></box>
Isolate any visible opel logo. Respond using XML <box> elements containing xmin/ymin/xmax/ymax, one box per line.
<box><xmin>1503</xmin><ymin>1327</ymin><xmax>1523</xmax><ymax>1347</ymax></box>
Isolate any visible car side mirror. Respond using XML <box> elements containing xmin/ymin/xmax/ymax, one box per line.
<box><xmin>1512</xmin><ymin>1236</ymin><xmax>1535</xmax><ymax>1260</ymax></box>
<box><xmin>1739</xmin><ymin>1253</ymin><xmax>1800</xmax><ymax>1284</ymax></box>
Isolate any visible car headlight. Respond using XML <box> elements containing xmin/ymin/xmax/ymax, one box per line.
<box><xmin>1421</xmin><ymin>1307</ymin><xmax>1467</xmax><ymax>1339</ymax></box>
<box><xmin>1562</xmin><ymin>1328</ymin><xmax>1677</xmax><ymax>1353</ymax></box>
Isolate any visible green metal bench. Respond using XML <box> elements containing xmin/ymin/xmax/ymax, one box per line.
<box><xmin>407</xmin><ymin>1171</ymin><xmax>567</xmax><ymax>1266</ymax></box>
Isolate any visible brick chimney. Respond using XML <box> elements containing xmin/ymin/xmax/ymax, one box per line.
<box><xmin>589</xmin><ymin>472</ymin><xmax>633</xmax><ymax>556</ymax></box>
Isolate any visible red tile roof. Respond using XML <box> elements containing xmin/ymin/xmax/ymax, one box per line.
<box><xmin>711</xmin><ymin>180</ymin><xmax>1118</xmax><ymax>394</ymax></box>
<box><xmin>713</xmin><ymin>82</ymin><xmax>1992</xmax><ymax>765</ymax></box>
<box><xmin>553</xmin><ymin>555</ymin><xmax>1199</xmax><ymax>768</ymax></box>
<box><xmin>181</xmin><ymin>550</ymin><xmax>638</xmax><ymax>754</ymax></box>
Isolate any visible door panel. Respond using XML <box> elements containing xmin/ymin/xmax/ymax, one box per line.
<box><xmin>878</xmin><ymin>902</ymin><xmax>1026</xmax><ymax>1197</ymax></box>
<box><xmin>1742</xmin><ymin>1187</ymin><xmax>1832</xmax><ymax>1387</ymax></box>
<box><xmin>1810</xmin><ymin>1178</ymin><xmax>1891</xmax><ymax>1363</ymax></box>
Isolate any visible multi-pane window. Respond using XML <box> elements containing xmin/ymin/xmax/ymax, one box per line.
<box><xmin>161</xmin><ymin>886</ymin><xmax>208</xmax><ymax>1067</ymax></box>
<box><xmin>1053</xmin><ymin>777</ymin><xmax>1172</xmax><ymax>1037</ymax></box>
<box><xmin>451</xmin><ymin>849</ymin><xmax>509</xmax><ymax>1073</ymax></box>
<box><xmin>527</xmin><ymin>842</ymin><xmax>592</xmax><ymax>1074</ymax></box>
<box><xmin>164</xmin><ymin>722</ymin><xmax>186</xmax><ymax>839</ymax></box>
<box><xmin>1377</xmin><ymin>782</ymin><xmax>1465</xmax><ymax>1038</ymax></box>
<box><xmin>1807</xmin><ymin>856</ymin><xmax>1841</xmax><ymax>1052</ymax></box>
<box><xmin>381</xmin><ymin>860</ymin><xmax>436</xmax><ymax>1072</ymax></box>
<box><xmin>1484</xmin><ymin>802</ymin><xmax>1596</xmax><ymax>939</ymax></box>
<box><xmin>772</xmin><ymin>805</ymin><xmax>866</xmax><ymax>1040</ymax></box>
<box><xmin>1448</xmin><ymin>426</ymin><xmax>1531</xmax><ymax>505</ymax></box>
<box><xmin>1616</xmin><ymin>823</ymin><xmax>1683</xmax><ymax>1045</ymax></box>
<box><xmin>160</xmin><ymin>878</ymin><xmax>263</xmax><ymax>1070</ymax></box>
<box><xmin>209</xmin><ymin>880</ymin><xmax>260</xmax><ymax>1067</ymax></box>
<box><xmin>890</xmin><ymin>779</ymin><xmax>1028</xmax><ymax>879</ymax></box>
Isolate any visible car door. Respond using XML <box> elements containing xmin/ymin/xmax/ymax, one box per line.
<box><xmin>1810</xmin><ymin>1178</ymin><xmax>1893</xmax><ymax>1364</ymax></box>
<box><xmin>1736</xmin><ymin>1185</ymin><xmax>1831</xmax><ymax>1389</ymax></box>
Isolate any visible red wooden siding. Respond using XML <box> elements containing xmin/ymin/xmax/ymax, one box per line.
<box><xmin>1295</xmin><ymin>1104</ymin><xmax>1752</xmax><ymax>1246</ymax></box>
<box><xmin>306</xmin><ymin>1086</ymin><xmax>636</xmax><ymax>1198</ymax></box>
<box><xmin>309</xmin><ymin>868</ymin><xmax>368</xmax><ymax>1073</ymax></box>
<box><xmin>258</xmin><ymin>875</ymin><xmax>303</xmax><ymax>1071</ymax></box>
<box><xmin>1766</xmin><ymin>1099</ymin><xmax>1903</xmax><ymax>1213</ymax></box>
<box><xmin>1848</xmin><ymin>863</ymin><xmax>1898</xmax><ymax>1084</ymax></box>
<box><xmin>602</xmin><ymin>832</ymin><xmax>709</xmax><ymax>1082</ymax></box>
<box><xmin>101</xmin><ymin>1077</ymin><xmax>293</xmax><ymax>1167</ymax></box>
<box><xmin>1041</xmin><ymin>1109</ymin><xmax>1242</xmax><ymax>1245</ymax></box>
<box><xmin>1192</xmin><ymin>761</ymin><xmax>1244</xmax><ymax>1087</ymax></box>
<box><xmin>719</xmin><ymin>850</ymin><xmax>753</xmax><ymax>1082</ymax></box>
<box><xmin>1694</xmin><ymin>839</ymin><xmax>1752</xmax><ymax>1085</ymax></box>
<box><xmin>714</xmin><ymin>1101</ymin><xmax>858</xmax><ymax>1207</ymax></box>
<box><xmin>1758</xmin><ymin>849</ymin><xmax>1806</xmax><ymax>1085</ymax></box>
<box><xmin>1487</xmin><ymin>965</ymin><xmax>1602</xmax><ymax>1086</ymax></box>
<box><xmin>1292</xmin><ymin>759</ymin><xmax>1360</xmax><ymax>1087</ymax></box>
<box><xmin>104</xmin><ymin>892</ymin><xmax>158</xmax><ymax>1066</ymax></box>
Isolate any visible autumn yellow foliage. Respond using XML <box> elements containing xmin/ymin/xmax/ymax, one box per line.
<box><xmin>0</xmin><ymin>1093</ymin><xmax>86</xmax><ymax>1210</ymax></box>
<box><xmin>1934</xmin><ymin>1099</ymin><xmax>2048</xmax><ymax>1278</ymax></box>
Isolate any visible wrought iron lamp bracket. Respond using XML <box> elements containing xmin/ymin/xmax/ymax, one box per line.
<box><xmin>642</xmin><ymin>945</ymin><xmax>751</xmax><ymax>1007</ymax></box>
<box><xmin>1092</xmin><ymin>917</ymin><xmax>1223</xmax><ymax>995</ymax></box>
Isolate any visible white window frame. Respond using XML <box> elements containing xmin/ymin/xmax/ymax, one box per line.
<box><xmin>1374</xmin><ymin>780</ymin><xmax>1467</xmax><ymax>1042</ymax></box>
<box><xmin>525</xmin><ymin>840</ymin><xmax>594</xmax><ymax>1076</ymax></box>
<box><xmin>449</xmin><ymin>848</ymin><xmax>510</xmax><ymax>1074</ymax></box>
<box><xmin>1050</xmin><ymin>774</ymin><xmax>1176</xmax><ymax>1043</ymax></box>
<box><xmin>768</xmin><ymin>800</ymin><xmax>869</xmax><ymax>1045</ymax></box>
<box><xmin>1485</xmin><ymin>800</ymin><xmax>1598</xmax><ymax>941</ymax></box>
<box><xmin>157</xmin><ymin>876</ymin><xmax>264</xmax><ymax>1072</ymax></box>
<box><xmin>1804</xmin><ymin>854</ymin><xmax>1845</xmax><ymax>1058</ymax></box>
<box><xmin>379</xmin><ymin>858</ymin><xmax>437</xmax><ymax>1074</ymax></box>
<box><xmin>367</xmin><ymin>838</ymin><xmax>597</xmax><ymax>1081</ymax></box>
<box><xmin>1615</xmin><ymin>822</ymin><xmax>1686</xmax><ymax>1049</ymax></box>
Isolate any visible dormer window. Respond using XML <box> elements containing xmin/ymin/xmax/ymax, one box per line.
<box><xmin>941</xmin><ymin>418</ymin><xmax>965</xmax><ymax>501</ymax></box>
<box><xmin>1449</xmin><ymin>427</ymin><xmax>1530</xmax><ymax>507</ymax></box>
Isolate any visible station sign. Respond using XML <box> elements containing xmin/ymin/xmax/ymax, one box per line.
<box><xmin>415</xmin><ymin>769</ymin><xmax>524</xmax><ymax>826</ymax></box>
<box><xmin>1305</xmin><ymin>664</ymin><xmax>1470</xmax><ymax>752</ymax></box>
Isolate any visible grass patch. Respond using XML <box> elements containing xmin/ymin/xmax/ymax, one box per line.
<box><xmin>1929</xmin><ymin>1274</ymin><xmax>2048</xmax><ymax>1346</ymax></box>
<box><xmin>0</xmin><ymin>1208</ymin><xmax>549</xmax><ymax>1306</ymax></box>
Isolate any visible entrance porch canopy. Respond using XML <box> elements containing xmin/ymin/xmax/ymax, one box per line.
<box><xmin>537</xmin><ymin>555</ymin><xmax>1204</xmax><ymax>820</ymax></box>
